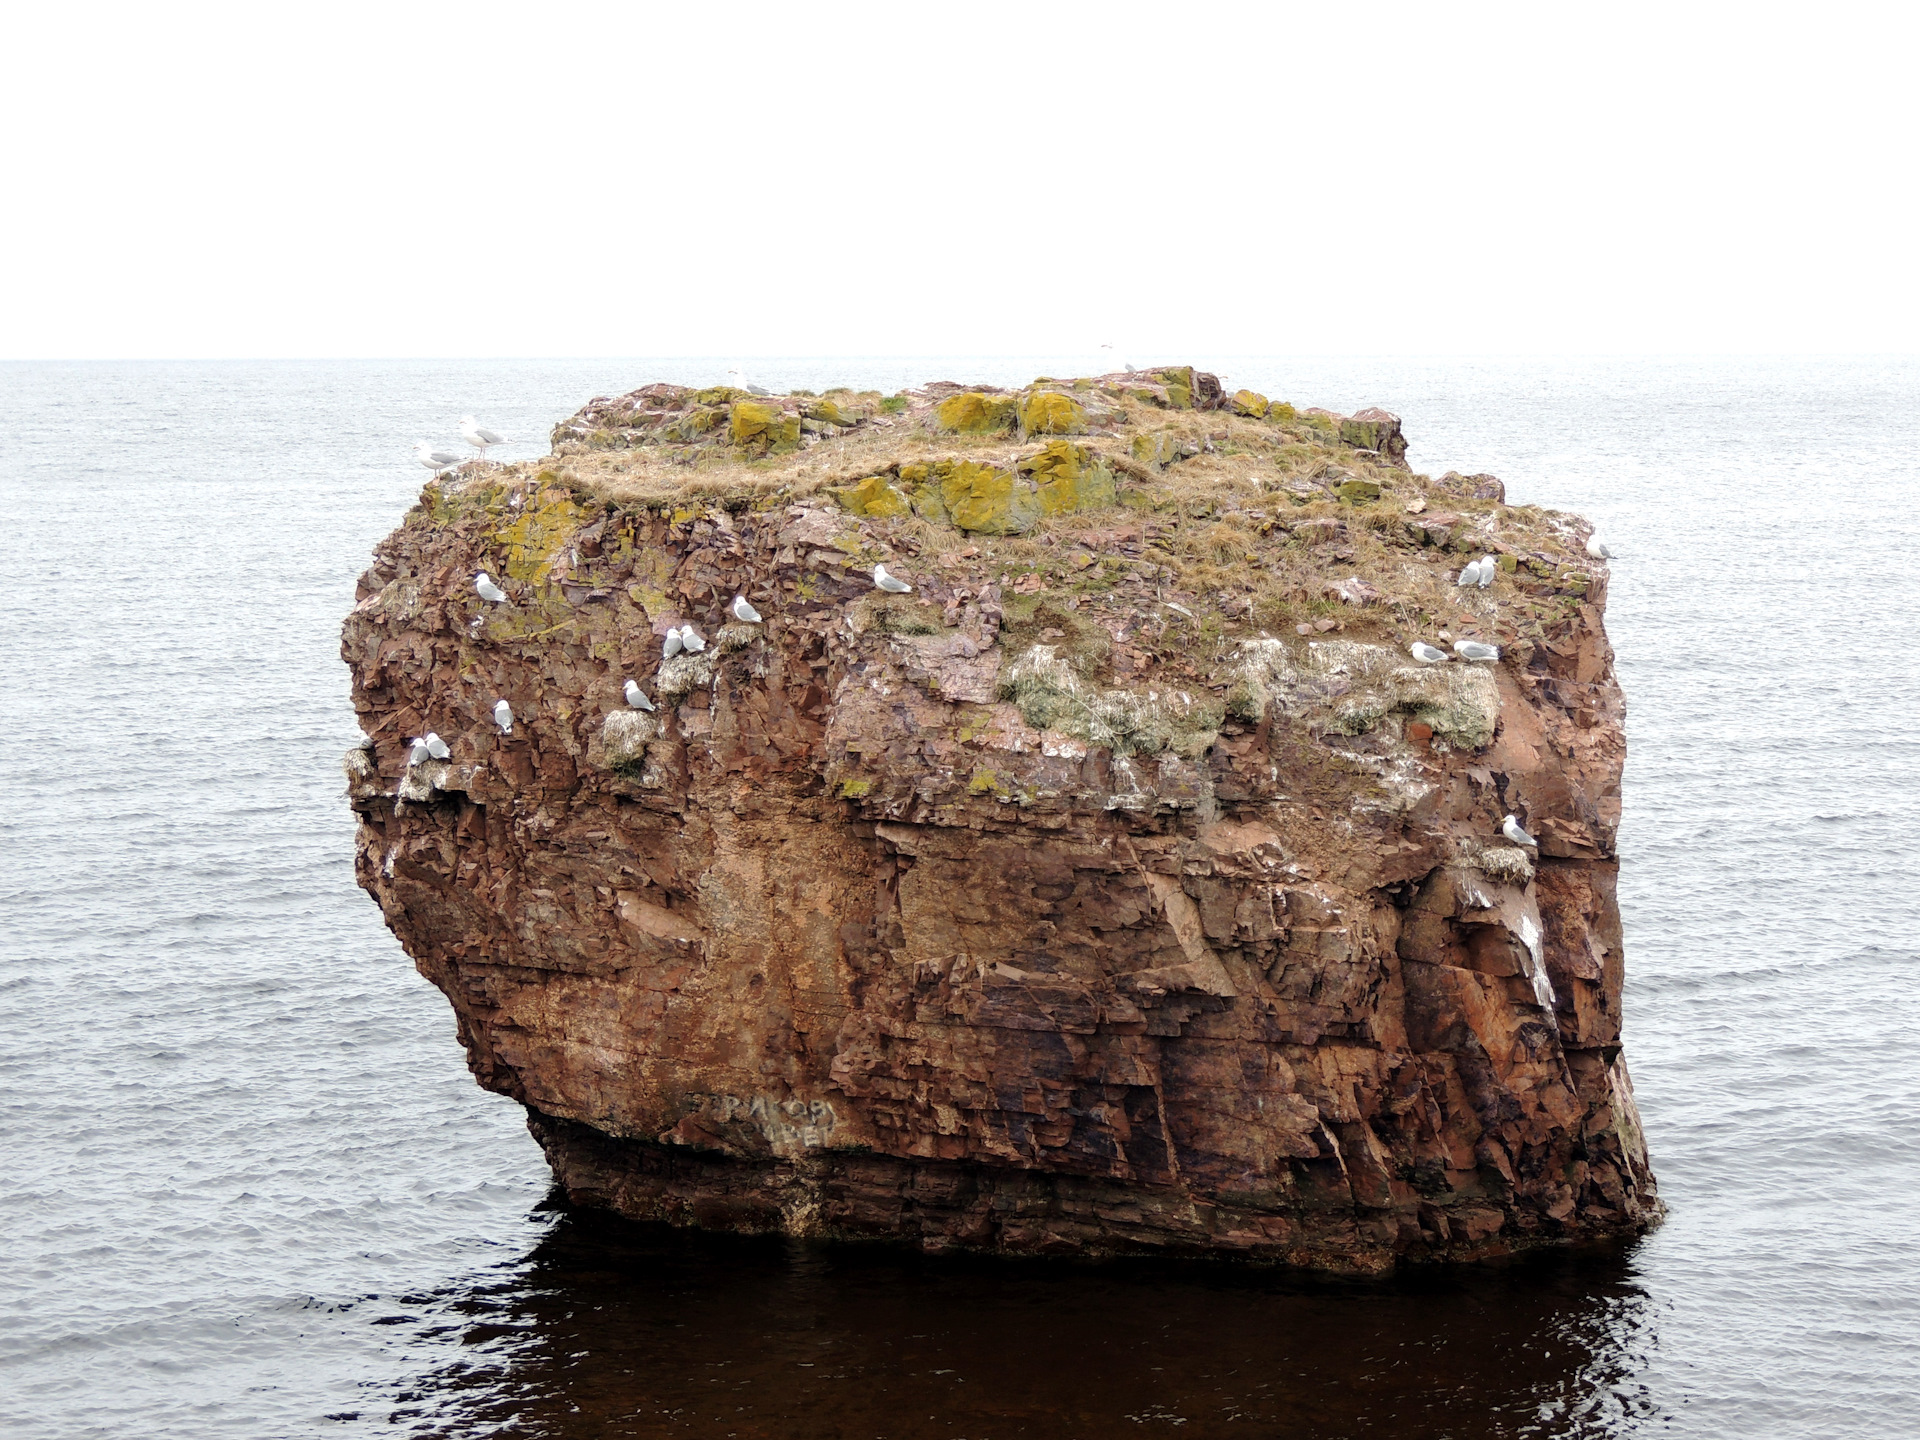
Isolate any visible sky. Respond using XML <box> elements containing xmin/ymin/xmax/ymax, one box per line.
<box><xmin>1</xmin><ymin>0</ymin><xmax>1914</xmax><ymax>359</ymax></box>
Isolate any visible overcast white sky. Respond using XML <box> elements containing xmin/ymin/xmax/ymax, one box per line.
<box><xmin>2</xmin><ymin>1</ymin><xmax>1913</xmax><ymax>358</ymax></box>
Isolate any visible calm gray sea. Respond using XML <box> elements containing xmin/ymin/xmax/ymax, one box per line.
<box><xmin>2</xmin><ymin>357</ymin><xmax>1916</xmax><ymax>1439</ymax></box>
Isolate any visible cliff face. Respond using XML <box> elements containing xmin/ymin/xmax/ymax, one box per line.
<box><xmin>343</xmin><ymin>369</ymin><xmax>1657</xmax><ymax>1271</ymax></box>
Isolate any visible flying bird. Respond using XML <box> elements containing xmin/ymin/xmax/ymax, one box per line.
<box><xmin>493</xmin><ymin>700</ymin><xmax>513</xmax><ymax>734</ymax></box>
<box><xmin>475</xmin><ymin>572</ymin><xmax>507</xmax><ymax>603</ymax></box>
<box><xmin>415</xmin><ymin>443</ymin><xmax>464</xmax><ymax>473</ymax></box>
<box><xmin>1410</xmin><ymin>642</ymin><xmax>1450</xmax><ymax>664</ymax></box>
<box><xmin>1587</xmin><ymin>533</ymin><xmax>1613</xmax><ymax>559</ymax></box>
<box><xmin>423</xmin><ymin>732</ymin><xmax>450</xmax><ymax>760</ymax></box>
<box><xmin>1501</xmin><ymin>814</ymin><xmax>1538</xmax><ymax>848</ymax></box>
<box><xmin>730</xmin><ymin>594</ymin><xmax>763</xmax><ymax>624</ymax></box>
<box><xmin>460</xmin><ymin>415</ymin><xmax>506</xmax><ymax>458</ymax></box>
<box><xmin>873</xmin><ymin>564</ymin><xmax>912</xmax><ymax>593</ymax></box>
<box><xmin>407</xmin><ymin>737</ymin><xmax>430</xmax><ymax>766</ymax></box>
<box><xmin>1454</xmin><ymin>640</ymin><xmax>1500</xmax><ymax>661</ymax></box>
<box><xmin>624</xmin><ymin>679</ymin><xmax>655</xmax><ymax>712</ymax></box>
<box><xmin>679</xmin><ymin>625</ymin><xmax>707</xmax><ymax>653</ymax></box>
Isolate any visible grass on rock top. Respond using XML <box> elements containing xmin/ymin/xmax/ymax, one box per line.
<box><xmin>431</xmin><ymin>377</ymin><xmax>1598</xmax><ymax>693</ymax></box>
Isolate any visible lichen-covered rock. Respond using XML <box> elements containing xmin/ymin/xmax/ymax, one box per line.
<box><xmin>830</xmin><ymin>474</ymin><xmax>913</xmax><ymax>518</ymax></box>
<box><xmin>1019</xmin><ymin>440</ymin><xmax>1117</xmax><ymax>517</ymax></box>
<box><xmin>934</xmin><ymin>458</ymin><xmax>1039</xmax><ymax>535</ymax></box>
<box><xmin>1340</xmin><ymin>408</ymin><xmax>1409</xmax><ymax>466</ymax></box>
<box><xmin>1335</xmin><ymin>478</ymin><xmax>1383</xmax><ymax>504</ymax></box>
<box><xmin>351</xmin><ymin>365</ymin><xmax>1655</xmax><ymax>1275</ymax></box>
<box><xmin>934</xmin><ymin>391</ymin><xmax>1018</xmax><ymax>434</ymax></box>
<box><xmin>731</xmin><ymin>401</ymin><xmax>801</xmax><ymax>454</ymax></box>
<box><xmin>1230</xmin><ymin>389</ymin><xmax>1270</xmax><ymax>417</ymax></box>
<box><xmin>1020</xmin><ymin>390</ymin><xmax>1088</xmax><ymax>435</ymax></box>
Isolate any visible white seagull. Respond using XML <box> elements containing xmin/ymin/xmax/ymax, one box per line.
<box><xmin>493</xmin><ymin>699</ymin><xmax>513</xmax><ymax>734</ymax></box>
<box><xmin>679</xmin><ymin>625</ymin><xmax>707</xmax><ymax>653</ymax></box>
<box><xmin>663</xmin><ymin>629</ymin><xmax>683</xmax><ymax>659</ymax></box>
<box><xmin>407</xmin><ymin>737</ymin><xmax>431</xmax><ymax>766</ymax></box>
<box><xmin>423</xmin><ymin>732</ymin><xmax>450</xmax><ymax>760</ymax></box>
<box><xmin>1586</xmin><ymin>533</ymin><xmax>1613</xmax><ymax>559</ymax></box>
<box><xmin>725</xmin><ymin>366</ymin><xmax>771</xmax><ymax>397</ymax></box>
<box><xmin>624</xmin><ymin>679</ymin><xmax>655</xmax><ymax>712</ymax></box>
<box><xmin>1477</xmin><ymin>557</ymin><xmax>1497</xmax><ymax>588</ymax></box>
<box><xmin>416</xmin><ymin>443</ymin><xmax>464</xmax><ymax>473</ymax></box>
<box><xmin>1455</xmin><ymin>558</ymin><xmax>1485</xmax><ymax>587</ymax></box>
<box><xmin>1501</xmin><ymin>814</ymin><xmax>1538</xmax><ymax>848</ymax></box>
<box><xmin>460</xmin><ymin>415</ymin><xmax>506</xmax><ymax>458</ymax></box>
<box><xmin>475</xmin><ymin>572</ymin><xmax>507</xmax><ymax>603</ymax></box>
<box><xmin>1410</xmin><ymin>642</ymin><xmax>1450</xmax><ymax>664</ymax></box>
<box><xmin>730</xmin><ymin>594</ymin><xmax>763</xmax><ymax>624</ymax></box>
<box><xmin>873</xmin><ymin>564</ymin><xmax>912</xmax><ymax>593</ymax></box>
<box><xmin>1454</xmin><ymin>640</ymin><xmax>1500</xmax><ymax>661</ymax></box>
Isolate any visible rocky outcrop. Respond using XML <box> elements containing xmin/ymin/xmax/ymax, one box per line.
<box><xmin>343</xmin><ymin>368</ymin><xmax>1656</xmax><ymax>1272</ymax></box>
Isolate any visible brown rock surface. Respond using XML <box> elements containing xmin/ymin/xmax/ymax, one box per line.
<box><xmin>343</xmin><ymin>368</ymin><xmax>1656</xmax><ymax>1272</ymax></box>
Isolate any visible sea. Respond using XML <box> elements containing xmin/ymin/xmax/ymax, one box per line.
<box><xmin>2</xmin><ymin>356</ymin><xmax>1916</xmax><ymax>1439</ymax></box>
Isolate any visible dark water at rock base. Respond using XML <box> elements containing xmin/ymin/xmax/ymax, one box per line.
<box><xmin>369</xmin><ymin>1203</ymin><xmax>1659</xmax><ymax>1439</ymax></box>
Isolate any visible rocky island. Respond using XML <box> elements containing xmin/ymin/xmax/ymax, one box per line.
<box><xmin>342</xmin><ymin>367</ymin><xmax>1658</xmax><ymax>1272</ymax></box>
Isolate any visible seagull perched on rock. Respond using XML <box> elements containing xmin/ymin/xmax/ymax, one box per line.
<box><xmin>460</xmin><ymin>415</ymin><xmax>506</xmax><ymax>458</ymax></box>
<box><xmin>730</xmin><ymin>594</ymin><xmax>762</xmax><ymax>624</ymax></box>
<box><xmin>679</xmin><ymin>625</ymin><xmax>706</xmax><ymax>653</ymax></box>
<box><xmin>873</xmin><ymin>564</ymin><xmax>912</xmax><ymax>593</ymax></box>
<box><xmin>624</xmin><ymin>679</ymin><xmax>655</xmax><ymax>712</ymax></box>
<box><xmin>725</xmin><ymin>366</ymin><xmax>771</xmax><ymax>397</ymax></box>
<box><xmin>493</xmin><ymin>699</ymin><xmax>513</xmax><ymax>734</ymax></box>
<box><xmin>1586</xmin><ymin>533</ymin><xmax>1613</xmax><ymax>559</ymax></box>
<box><xmin>663</xmin><ymin>628</ymin><xmax>683</xmax><ymax>659</ymax></box>
<box><xmin>475</xmin><ymin>572</ymin><xmax>507</xmax><ymax>603</ymax></box>
<box><xmin>1455</xmin><ymin>557</ymin><xmax>1486</xmax><ymax>587</ymax></box>
<box><xmin>1502</xmin><ymin>814</ymin><xmax>1538</xmax><ymax>848</ymax></box>
<box><xmin>424</xmin><ymin>732</ymin><xmax>450</xmax><ymax>760</ymax></box>
<box><xmin>407</xmin><ymin>737</ymin><xmax>431</xmax><ymax>766</ymax></box>
<box><xmin>1476</xmin><ymin>557</ymin><xmax>1497</xmax><ymax>587</ymax></box>
<box><xmin>1454</xmin><ymin>640</ymin><xmax>1500</xmax><ymax>661</ymax></box>
<box><xmin>416</xmin><ymin>443</ymin><xmax>464</xmax><ymax>473</ymax></box>
<box><xmin>1410</xmin><ymin>642</ymin><xmax>1450</xmax><ymax>664</ymax></box>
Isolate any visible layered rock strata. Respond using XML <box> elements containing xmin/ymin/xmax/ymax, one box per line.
<box><xmin>344</xmin><ymin>368</ymin><xmax>1657</xmax><ymax>1271</ymax></box>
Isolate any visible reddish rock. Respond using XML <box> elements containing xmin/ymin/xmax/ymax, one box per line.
<box><xmin>343</xmin><ymin>376</ymin><xmax>1657</xmax><ymax>1273</ymax></box>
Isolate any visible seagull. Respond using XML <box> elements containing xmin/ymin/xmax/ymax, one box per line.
<box><xmin>1476</xmin><ymin>556</ymin><xmax>1497</xmax><ymax>588</ymax></box>
<box><xmin>407</xmin><ymin>737</ymin><xmax>430</xmax><ymax>766</ymax></box>
<box><xmin>730</xmin><ymin>594</ymin><xmax>763</xmax><ymax>623</ymax></box>
<box><xmin>424</xmin><ymin>732</ymin><xmax>450</xmax><ymax>760</ymax></box>
<box><xmin>680</xmin><ymin>624</ymin><xmax>707</xmax><ymax>653</ymax></box>
<box><xmin>624</xmin><ymin>679</ymin><xmax>655</xmax><ymax>712</ymax></box>
<box><xmin>1501</xmin><ymin>814</ymin><xmax>1539</xmax><ymax>848</ymax></box>
<box><xmin>1410</xmin><ymin>642</ymin><xmax>1450</xmax><ymax>664</ymax></box>
<box><xmin>475</xmin><ymin>572</ymin><xmax>507</xmax><ymax>603</ymax></box>
<box><xmin>460</xmin><ymin>415</ymin><xmax>506</xmax><ymax>458</ymax></box>
<box><xmin>1455</xmin><ymin>558</ymin><xmax>1485</xmax><ymax>587</ymax></box>
<box><xmin>873</xmin><ymin>564</ymin><xmax>912</xmax><ymax>593</ymax></box>
<box><xmin>416</xmin><ymin>443</ymin><xmax>464</xmax><ymax>473</ymax></box>
<box><xmin>725</xmin><ymin>366</ymin><xmax>771</xmax><ymax>397</ymax></box>
<box><xmin>1587</xmin><ymin>533</ymin><xmax>1613</xmax><ymax>559</ymax></box>
<box><xmin>493</xmin><ymin>699</ymin><xmax>513</xmax><ymax>734</ymax></box>
<box><xmin>663</xmin><ymin>629</ymin><xmax>683</xmax><ymax>659</ymax></box>
<box><xmin>1454</xmin><ymin>640</ymin><xmax>1500</xmax><ymax>661</ymax></box>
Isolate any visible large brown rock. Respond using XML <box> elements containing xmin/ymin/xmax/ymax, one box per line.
<box><xmin>345</xmin><ymin>371</ymin><xmax>1656</xmax><ymax>1272</ymax></box>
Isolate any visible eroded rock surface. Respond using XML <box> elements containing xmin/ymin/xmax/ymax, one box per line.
<box><xmin>344</xmin><ymin>368</ymin><xmax>1656</xmax><ymax>1271</ymax></box>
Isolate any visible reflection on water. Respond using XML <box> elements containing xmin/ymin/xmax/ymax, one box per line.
<box><xmin>378</xmin><ymin>1199</ymin><xmax>1661</xmax><ymax>1439</ymax></box>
